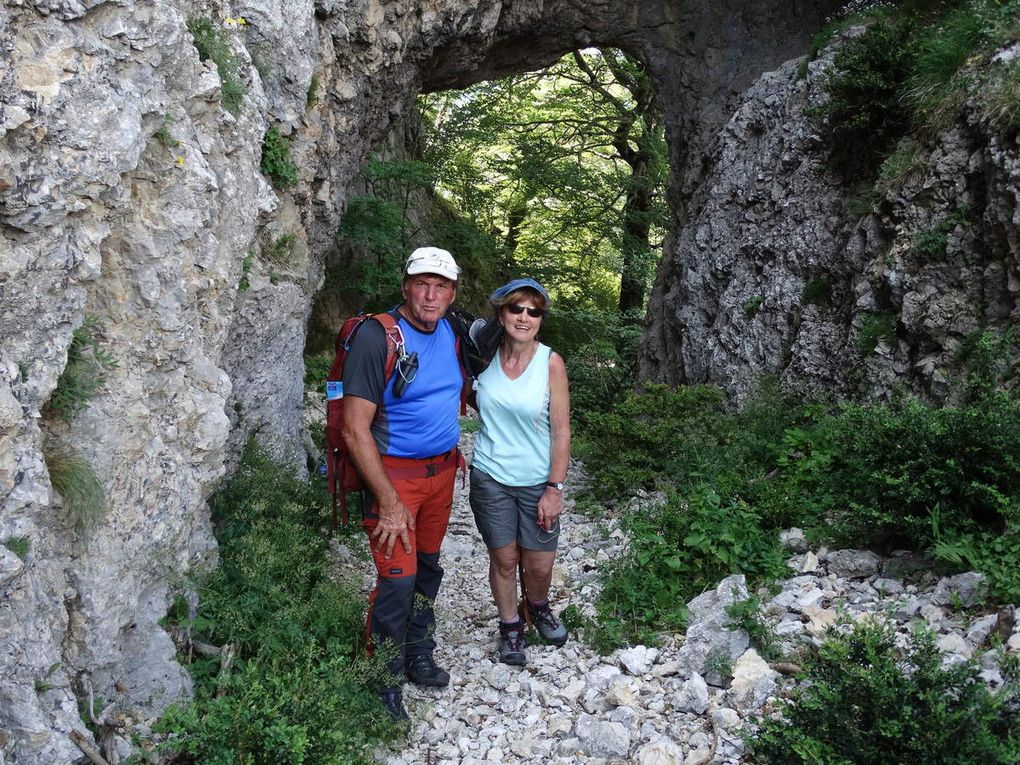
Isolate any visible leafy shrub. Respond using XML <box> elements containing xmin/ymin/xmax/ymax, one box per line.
<box><xmin>592</xmin><ymin>486</ymin><xmax>788</xmax><ymax>650</ymax></box>
<box><xmin>749</xmin><ymin>620</ymin><xmax>1020</xmax><ymax>764</ymax></box>
<box><xmin>45</xmin><ymin>445</ymin><xmax>106</xmax><ymax>530</ymax></box>
<box><xmin>935</xmin><ymin>526</ymin><xmax>1020</xmax><ymax>603</ymax></box>
<box><xmin>814</xmin><ymin>18</ymin><xmax>917</xmax><ymax>178</ymax></box>
<box><xmin>157</xmin><ymin>444</ymin><xmax>398</xmax><ymax>762</ymax></box>
<box><xmin>858</xmin><ymin>311</ymin><xmax>897</xmax><ymax>355</ymax></box>
<box><xmin>775</xmin><ymin>394</ymin><xmax>1020</xmax><ymax>549</ymax></box>
<box><xmin>49</xmin><ymin>317</ymin><xmax>118</xmax><ymax>422</ymax></box>
<box><xmin>187</xmin><ymin>17</ymin><xmax>246</xmax><ymax>115</ymax></box>
<box><xmin>743</xmin><ymin>296</ymin><xmax>764</xmax><ymax>318</ymax></box>
<box><xmin>576</xmin><ymin>384</ymin><xmax>733</xmax><ymax>499</ymax></box>
<box><xmin>304</xmin><ymin>353</ymin><xmax>332</xmax><ymax>391</ymax></box>
<box><xmin>261</xmin><ymin>127</ymin><xmax>298</xmax><ymax>189</ymax></box>
<box><xmin>801</xmin><ymin>277</ymin><xmax>832</xmax><ymax>306</ymax></box>
<box><xmin>238</xmin><ymin>252</ymin><xmax>254</xmax><ymax>291</ymax></box>
<box><xmin>726</xmin><ymin>596</ymin><xmax>779</xmax><ymax>660</ymax></box>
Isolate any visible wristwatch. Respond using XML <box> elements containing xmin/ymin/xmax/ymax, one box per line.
<box><xmin>546</xmin><ymin>481</ymin><xmax>564</xmax><ymax>491</ymax></box>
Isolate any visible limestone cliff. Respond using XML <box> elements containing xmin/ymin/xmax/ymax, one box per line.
<box><xmin>640</xmin><ymin>30</ymin><xmax>1020</xmax><ymax>401</ymax></box>
<box><xmin>0</xmin><ymin>1</ymin><xmax>839</xmax><ymax>760</ymax></box>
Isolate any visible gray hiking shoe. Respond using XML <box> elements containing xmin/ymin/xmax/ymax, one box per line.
<box><xmin>524</xmin><ymin>600</ymin><xmax>568</xmax><ymax>646</ymax></box>
<box><xmin>499</xmin><ymin>622</ymin><xmax>526</xmax><ymax>665</ymax></box>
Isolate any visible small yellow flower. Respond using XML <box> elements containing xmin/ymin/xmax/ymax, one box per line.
<box><xmin>224</xmin><ymin>16</ymin><xmax>235</xmax><ymax>26</ymax></box>
<box><xmin>237</xmin><ymin>17</ymin><xmax>246</xmax><ymax>25</ymax></box>
<box><xmin>176</xmin><ymin>156</ymin><xmax>185</xmax><ymax>167</ymax></box>
<box><xmin>966</xmin><ymin>54</ymin><xmax>982</xmax><ymax>66</ymax></box>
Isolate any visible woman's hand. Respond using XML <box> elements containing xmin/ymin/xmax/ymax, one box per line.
<box><xmin>537</xmin><ymin>487</ymin><xmax>563</xmax><ymax>530</ymax></box>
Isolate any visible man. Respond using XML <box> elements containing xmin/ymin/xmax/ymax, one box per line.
<box><xmin>341</xmin><ymin>246</ymin><xmax>464</xmax><ymax>721</ymax></box>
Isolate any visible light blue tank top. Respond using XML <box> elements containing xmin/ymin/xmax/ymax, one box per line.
<box><xmin>472</xmin><ymin>344</ymin><xmax>551</xmax><ymax>487</ymax></box>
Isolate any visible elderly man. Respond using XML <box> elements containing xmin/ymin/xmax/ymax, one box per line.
<box><xmin>341</xmin><ymin>246</ymin><xmax>465</xmax><ymax>721</ymax></box>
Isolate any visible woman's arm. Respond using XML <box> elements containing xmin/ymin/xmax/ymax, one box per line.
<box><xmin>538</xmin><ymin>351</ymin><xmax>571</xmax><ymax>529</ymax></box>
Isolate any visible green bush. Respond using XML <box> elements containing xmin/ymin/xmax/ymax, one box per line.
<box><xmin>49</xmin><ymin>317</ymin><xmax>118</xmax><ymax>423</ymax></box>
<box><xmin>749</xmin><ymin>620</ymin><xmax>1020</xmax><ymax>764</ymax></box>
<box><xmin>858</xmin><ymin>311</ymin><xmax>897</xmax><ymax>355</ymax></box>
<box><xmin>774</xmin><ymin>394</ymin><xmax>1020</xmax><ymax>549</ymax></box>
<box><xmin>591</xmin><ymin>486</ymin><xmax>788</xmax><ymax>650</ymax></box>
<box><xmin>814</xmin><ymin>18</ymin><xmax>916</xmax><ymax>178</ymax></box>
<box><xmin>260</xmin><ymin>127</ymin><xmax>299</xmax><ymax>189</ymax></box>
<box><xmin>157</xmin><ymin>444</ymin><xmax>398</xmax><ymax>762</ymax></box>
<box><xmin>187</xmin><ymin>17</ymin><xmax>246</xmax><ymax>115</ymax></box>
<box><xmin>304</xmin><ymin>353</ymin><xmax>332</xmax><ymax>392</ymax></box>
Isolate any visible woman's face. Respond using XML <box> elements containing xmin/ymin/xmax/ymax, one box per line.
<box><xmin>499</xmin><ymin>295</ymin><xmax>543</xmax><ymax>343</ymax></box>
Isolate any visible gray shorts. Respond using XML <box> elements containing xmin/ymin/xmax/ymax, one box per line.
<box><xmin>469</xmin><ymin>467</ymin><xmax>560</xmax><ymax>552</ymax></box>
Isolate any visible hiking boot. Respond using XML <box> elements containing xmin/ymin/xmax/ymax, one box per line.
<box><xmin>499</xmin><ymin>621</ymin><xmax>527</xmax><ymax>666</ymax></box>
<box><xmin>405</xmin><ymin>654</ymin><xmax>450</xmax><ymax>687</ymax></box>
<box><xmin>523</xmin><ymin>600</ymin><xmax>568</xmax><ymax>646</ymax></box>
<box><xmin>378</xmin><ymin>689</ymin><xmax>409</xmax><ymax>722</ymax></box>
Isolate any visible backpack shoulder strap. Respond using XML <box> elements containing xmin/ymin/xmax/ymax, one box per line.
<box><xmin>371</xmin><ymin>312</ymin><xmax>404</xmax><ymax>383</ymax></box>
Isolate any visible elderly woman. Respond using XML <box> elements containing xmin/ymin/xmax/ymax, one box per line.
<box><xmin>469</xmin><ymin>278</ymin><xmax>571</xmax><ymax>665</ymax></box>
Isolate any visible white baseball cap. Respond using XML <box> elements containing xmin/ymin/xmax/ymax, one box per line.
<box><xmin>404</xmin><ymin>246</ymin><xmax>461</xmax><ymax>282</ymax></box>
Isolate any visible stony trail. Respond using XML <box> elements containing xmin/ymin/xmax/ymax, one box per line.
<box><xmin>362</xmin><ymin>433</ymin><xmax>1020</xmax><ymax>765</ymax></box>
<box><xmin>373</xmin><ymin>434</ymin><xmax>721</xmax><ymax>765</ymax></box>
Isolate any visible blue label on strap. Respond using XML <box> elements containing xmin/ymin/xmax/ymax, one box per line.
<box><xmin>326</xmin><ymin>381</ymin><xmax>343</xmax><ymax>400</ymax></box>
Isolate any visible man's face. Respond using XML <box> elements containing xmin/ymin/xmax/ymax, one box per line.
<box><xmin>401</xmin><ymin>274</ymin><xmax>457</xmax><ymax>330</ymax></box>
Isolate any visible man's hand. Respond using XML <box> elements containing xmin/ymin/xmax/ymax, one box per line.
<box><xmin>372</xmin><ymin>498</ymin><xmax>416</xmax><ymax>558</ymax></box>
<box><xmin>537</xmin><ymin>488</ymin><xmax>563</xmax><ymax>531</ymax></box>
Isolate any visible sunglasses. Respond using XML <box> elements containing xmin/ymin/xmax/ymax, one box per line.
<box><xmin>506</xmin><ymin>303</ymin><xmax>545</xmax><ymax>318</ymax></box>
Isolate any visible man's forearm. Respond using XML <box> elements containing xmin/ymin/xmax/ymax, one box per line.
<box><xmin>344</xmin><ymin>428</ymin><xmax>400</xmax><ymax>510</ymax></box>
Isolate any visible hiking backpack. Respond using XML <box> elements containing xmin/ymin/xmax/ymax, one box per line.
<box><xmin>324</xmin><ymin>309</ymin><xmax>486</xmax><ymax>530</ymax></box>
<box><xmin>324</xmin><ymin>312</ymin><xmax>405</xmax><ymax>530</ymax></box>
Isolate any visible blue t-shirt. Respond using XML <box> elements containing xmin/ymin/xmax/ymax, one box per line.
<box><xmin>343</xmin><ymin>312</ymin><xmax>462</xmax><ymax>458</ymax></box>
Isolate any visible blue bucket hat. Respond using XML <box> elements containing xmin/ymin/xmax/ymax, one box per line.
<box><xmin>489</xmin><ymin>277</ymin><xmax>550</xmax><ymax>308</ymax></box>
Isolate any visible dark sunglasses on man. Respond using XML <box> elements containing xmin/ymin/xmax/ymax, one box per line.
<box><xmin>506</xmin><ymin>304</ymin><xmax>545</xmax><ymax>318</ymax></box>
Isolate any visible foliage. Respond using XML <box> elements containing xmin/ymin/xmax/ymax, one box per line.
<box><xmin>813</xmin><ymin>17</ymin><xmax>917</xmax><ymax>178</ymax></box>
<box><xmin>858</xmin><ymin>311</ymin><xmax>897</xmax><ymax>355</ymax></box>
<box><xmin>187</xmin><ymin>17</ymin><xmax>246</xmax><ymax>115</ymax></box>
<box><xmin>934</xmin><ymin>526</ymin><xmax>1020</xmax><ymax>602</ymax></box>
<box><xmin>157</xmin><ymin>443</ymin><xmax>397</xmax><ymax>763</ymax></box>
<box><xmin>303</xmin><ymin>353</ymin><xmax>332</xmax><ymax>391</ymax></box>
<box><xmin>48</xmin><ymin>317</ymin><xmax>118</xmax><ymax>423</ymax></box>
<box><xmin>590</xmin><ymin>486</ymin><xmax>788</xmax><ymax>650</ymax></box>
<box><xmin>914</xmin><ymin>205</ymin><xmax>970</xmax><ymax>255</ymax></box>
<box><xmin>801</xmin><ymin>277</ymin><xmax>832</xmax><ymax>306</ymax></box>
<box><xmin>953</xmin><ymin>327</ymin><xmax>1018</xmax><ymax>402</ymax></box>
<box><xmin>3</xmin><ymin>536</ymin><xmax>30</xmax><ymax>560</ymax></box>
<box><xmin>263</xmin><ymin>232</ymin><xmax>299</xmax><ymax>267</ymax></box>
<box><xmin>579</xmin><ymin>373</ymin><xmax>1020</xmax><ymax>645</ymax></box>
<box><xmin>743</xmin><ymin>296</ymin><xmax>764</xmax><ymax>319</ymax></box>
<box><xmin>261</xmin><ymin>127</ymin><xmax>298</xmax><ymax>189</ymax></box>
<box><xmin>814</xmin><ymin>0</ymin><xmax>1020</xmax><ymax>178</ymax></box>
<box><xmin>726</xmin><ymin>596</ymin><xmax>779</xmax><ymax>660</ymax></box>
<box><xmin>420</xmin><ymin>47</ymin><xmax>668</xmax><ymax>315</ymax></box>
<box><xmin>153</xmin><ymin>113</ymin><xmax>176</xmax><ymax>150</ymax></box>
<box><xmin>749</xmin><ymin>620</ymin><xmax>1020</xmax><ymax>764</ymax></box>
<box><xmin>45</xmin><ymin>446</ymin><xmax>106</xmax><ymax>531</ymax></box>
<box><xmin>239</xmin><ymin>253</ymin><xmax>253</xmax><ymax>291</ymax></box>
<box><xmin>772</xmin><ymin>393</ymin><xmax>1020</xmax><ymax>550</ymax></box>
<box><xmin>876</xmin><ymin>139</ymin><xmax>928</xmax><ymax>192</ymax></box>
<box><xmin>982</xmin><ymin>59</ymin><xmax>1020</xmax><ymax>128</ymax></box>
<box><xmin>307</xmin><ymin>73</ymin><xmax>319</xmax><ymax>107</ymax></box>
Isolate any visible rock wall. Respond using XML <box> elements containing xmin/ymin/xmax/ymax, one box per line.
<box><xmin>640</xmin><ymin>31</ymin><xmax>1020</xmax><ymax>400</ymax></box>
<box><xmin>0</xmin><ymin>0</ymin><xmax>840</xmax><ymax>760</ymax></box>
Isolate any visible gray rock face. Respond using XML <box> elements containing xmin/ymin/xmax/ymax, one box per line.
<box><xmin>640</xmin><ymin>32</ymin><xmax>1020</xmax><ymax>402</ymax></box>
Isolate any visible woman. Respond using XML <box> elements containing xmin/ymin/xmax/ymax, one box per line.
<box><xmin>469</xmin><ymin>278</ymin><xmax>571</xmax><ymax>665</ymax></box>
